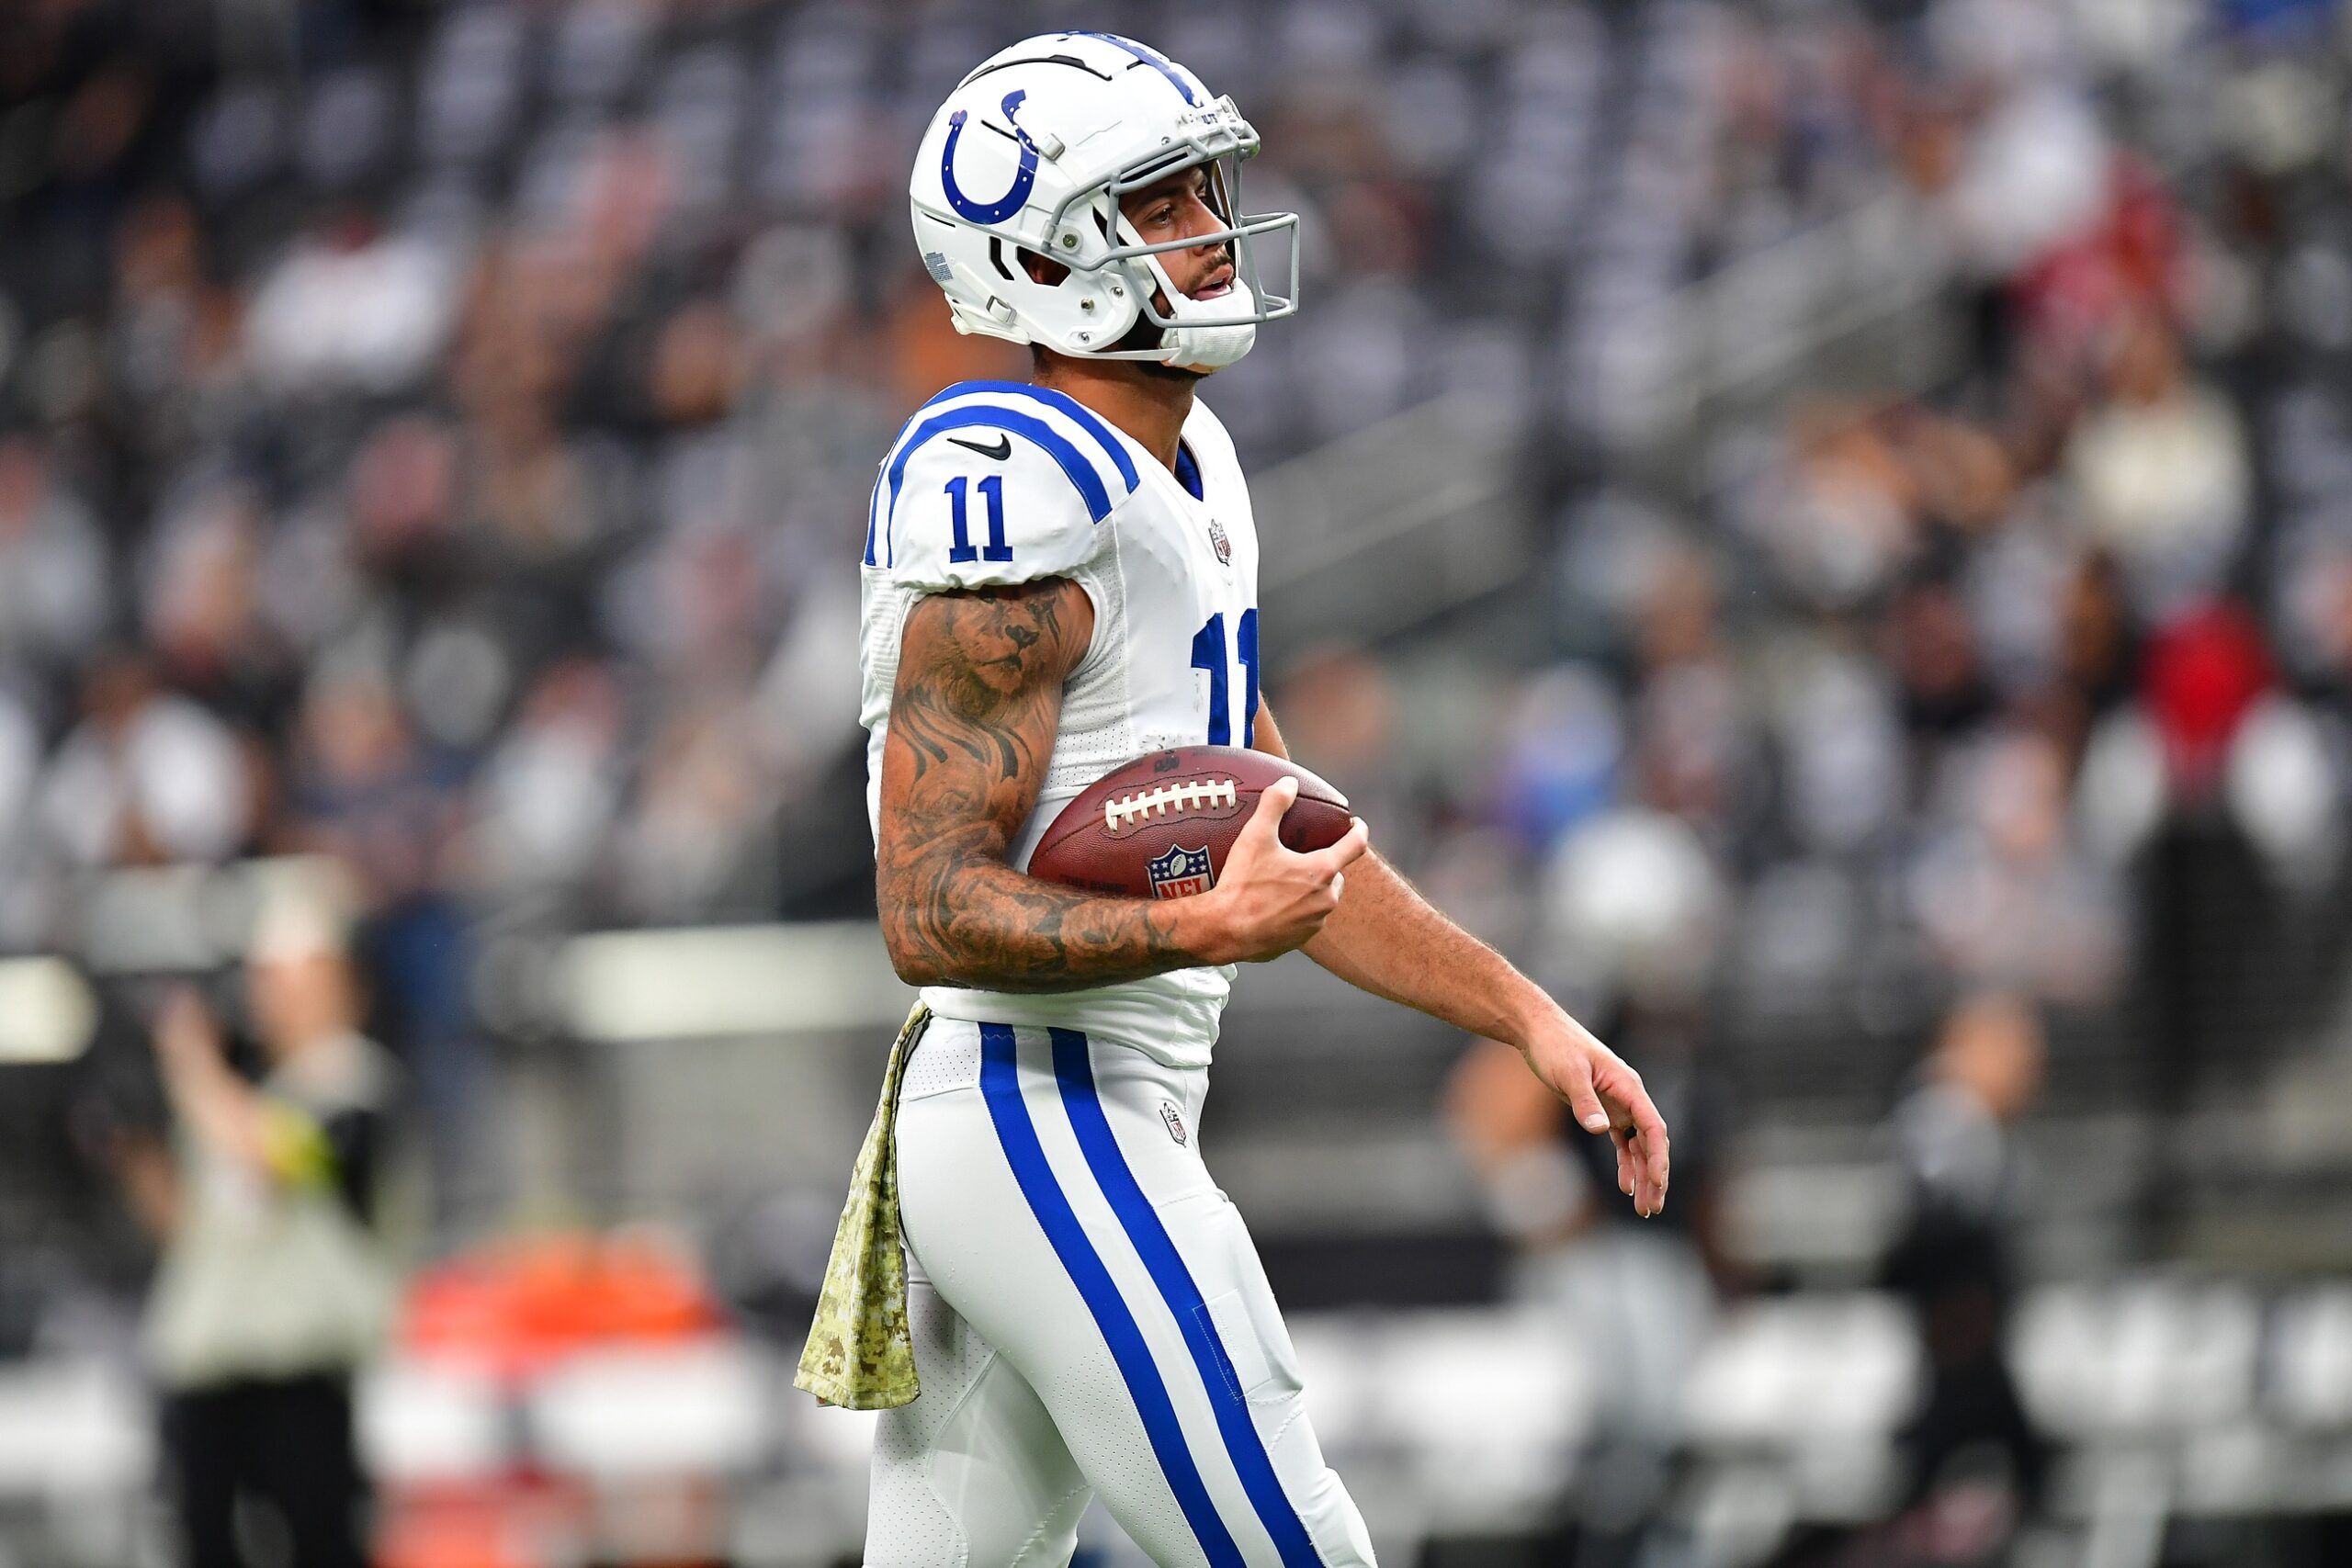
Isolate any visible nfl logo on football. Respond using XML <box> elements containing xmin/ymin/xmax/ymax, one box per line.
<box><xmin>1147</xmin><ymin>843</ymin><xmax>1216</xmax><ymax>899</ymax></box>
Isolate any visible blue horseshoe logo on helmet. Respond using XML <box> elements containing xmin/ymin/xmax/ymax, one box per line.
<box><xmin>941</xmin><ymin>90</ymin><xmax>1041</xmax><ymax>224</ymax></box>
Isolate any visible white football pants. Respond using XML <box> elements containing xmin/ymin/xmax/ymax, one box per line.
<box><xmin>865</xmin><ymin>1017</ymin><xmax>1377</xmax><ymax>1567</ymax></box>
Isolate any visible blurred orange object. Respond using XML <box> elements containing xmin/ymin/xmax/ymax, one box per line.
<box><xmin>377</xmin><ymin>1231</ymin><xmax>733</xmax><ymax>1568</ymax></box>
<box><xmin>400</xmin><ymin>1229</ymin><xmax>727</xmax><ymax>1379</ymax></box>
<box><xmin>374</xmin><ymin>1479</ymin><xmax>589</xmax><ymax>1568</ymax></box>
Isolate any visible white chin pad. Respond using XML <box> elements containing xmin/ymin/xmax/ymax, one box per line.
<box><xmin>1141</xmin><ymin>252</ymin><xmax>1257</xmax><ymax>371</ymax></box>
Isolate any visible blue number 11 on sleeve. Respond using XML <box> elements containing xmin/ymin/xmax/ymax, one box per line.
<box><xmin>945</xmin><ymin>474</ymin><xmax>1012</xmax><ymax>564</ymax></box>
<box><xmin>1190</xmin><ymin>608</ymin><xmax>1259</xmax><ymax>747</ymax></box>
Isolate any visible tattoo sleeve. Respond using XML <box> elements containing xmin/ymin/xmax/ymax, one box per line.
<box><xmin>876</xmin><ymin>579</ymin><xmax>1216</xmax><ymax>992</ymax></box>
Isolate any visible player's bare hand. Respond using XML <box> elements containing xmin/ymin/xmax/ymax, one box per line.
<box><xmin>1199</xmin><ymin>777</ymin><xmax>1369</xmax><ymax>964</ymax></box>
<box><xmin>1522</xmin><ymin>1016</ymin><xmax>1671</xmax><ymax>1218</ymax></box>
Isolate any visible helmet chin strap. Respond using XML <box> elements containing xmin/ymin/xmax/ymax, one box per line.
<box><xmin>1137</xmin><ymin>252</ymin><xmax>1257</xmax><ymax>372</ymax></box>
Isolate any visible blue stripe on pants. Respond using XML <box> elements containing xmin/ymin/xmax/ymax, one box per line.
<box><xmin>1050</xmin><ymin>1027</ymin><xmax>1324</xmax><ymax>1566</ymax></box>
<box><xmin>977</xmin><ymin>1023</ymin><xmax>1247</xmax><ymax>1567</ymax></box>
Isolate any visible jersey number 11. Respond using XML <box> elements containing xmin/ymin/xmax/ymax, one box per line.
<box><xmin>944</xmin><ymin>475</ymin><xmax>1012</xmax><ymax>564</ymax></box>
<box><xmin>1191</xmin><ymin>608</ymin><xmax>1259</xmax><ymax>748</ymax></box>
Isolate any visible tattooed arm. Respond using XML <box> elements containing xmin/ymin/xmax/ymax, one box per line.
<box><xmin>876</xmin><ymin>580</ymin><xmax>1365</xmax><ymax>992</ymax></box>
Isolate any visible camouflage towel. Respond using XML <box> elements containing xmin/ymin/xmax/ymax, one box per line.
<box><xmin>795</xmin><ymin>1003</ymin><xmax>931</xmax><ymax>1410</ymax></box>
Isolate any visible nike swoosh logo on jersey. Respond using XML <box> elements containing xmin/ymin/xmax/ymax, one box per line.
<box><xmin>947</xmin><ymin>434</ymin><xmax>1013</xmax><ymax>461</ymax></box>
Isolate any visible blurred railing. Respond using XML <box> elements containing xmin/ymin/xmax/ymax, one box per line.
<box><xmin>1579</xmin><ymin>191</ymin><xmax>1966</xmax><ymax>476</ymax></box>
<box><xmin>1251</xmin><ymin>391</ymin><xmax>1534</xmax><ymax>671</ymax></box>
<box><xmin>1673</xmin><ymin>193</ymin><xmax>1960</xmax><ymax>415</ymax></box>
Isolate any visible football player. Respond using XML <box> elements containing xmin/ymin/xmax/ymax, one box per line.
<box><xmin>848</xmin><ymin>32</ymin><xmax>1670</xmax><ymax>1565</ymax></box>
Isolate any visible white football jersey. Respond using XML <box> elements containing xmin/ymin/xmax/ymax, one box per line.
<box><xmin>859</xmin><ymin>380</ymin><xmax>1261</xmax><ymax>1068</ymax></box>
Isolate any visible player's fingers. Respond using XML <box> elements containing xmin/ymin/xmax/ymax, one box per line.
<box><xmin>1239</xmin><ymin>776</ymin><xmax>1299</xmax><ymax>844</ymax></box>
<box><xmin>1556</xmin><ymin>1055</ymin><xmax>1611</xmax><ymax>1136</ymax></box>
<box><xmin>1614</xmin><ymin>1128</ymin><xmax>1650</xmax><ymax>1216</ymax></box>
<box><xmin>1623</xmin><ymin>1100</ymin><xmax>1670</xmax><ymax>1214</ymax></box>
<box><xmin>1310</xmin><ymin>817</ymin><xmax>1371</xmax><ymax>874</ymax></box>
<box><xmin>1587</xmin><ymin>1055</ymin><xmax>1666</xmax><ymax>1214</ymax></box>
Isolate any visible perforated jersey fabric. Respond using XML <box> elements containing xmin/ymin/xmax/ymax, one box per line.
<box><xmin>899</xmin><ymin>1011</ymin><xmax>982</xmax><ymax>1102</ymax></box>
<box><xmin>866</xmin><ymin>1279</ymin><xmax>1091</xmax><ymax>1567</ymax></box>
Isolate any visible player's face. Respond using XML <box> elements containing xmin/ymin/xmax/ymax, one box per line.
<box><xmin>1120</xmin><ymin>165</ymin><xmax>1234</xmax><ymax>306</ymax></box>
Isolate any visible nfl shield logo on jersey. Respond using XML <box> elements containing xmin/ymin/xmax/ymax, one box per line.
<box><xmin>1147</xmin><ymin>843</ymin><xmax>1216</xmax><ymax>899</ymax></box>
<box><xmin>1206</xmin><ymin>517</ymin><xmax>1232</xmax><ymax>566</ymax></box>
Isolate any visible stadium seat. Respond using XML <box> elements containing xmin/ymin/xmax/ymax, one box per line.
<box><xmin>1683</xmin><ymin>1293</ymin><xmax>1922</xmax><ymax>1450</ymax></box>
<box><xmin>2269</xmin><ymin>1284</ymin><xmax>2352</xmax><ymax>1429</ymax></box>
<box><xmin>0</xmin><ymin>1358</ymin><xmax>153</xmax><ymax>1501</ymax></box>
<box><xmin>2012</xmin><ymin>1279</ymin><xmax>2260</xmax><ymax>1437</ymax></box>
<box><xmin>358</xmin><ymin>1359</ymin><xmax>509</xmax><ymax>1484</ymax></box>
<box><xmin>526</xmin><ymin>1339</ymin><xmax>769</xmax><ymax>1480</ymax></box>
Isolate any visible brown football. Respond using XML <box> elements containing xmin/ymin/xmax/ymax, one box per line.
<box><xmin>1027</xmin><ymin>746</ymin><xmax>1354</xmax><ymax>900</ymax></box>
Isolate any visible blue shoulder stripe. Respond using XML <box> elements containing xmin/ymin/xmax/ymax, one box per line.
<box><xmin>863</xmin><ymin>471</ymin><xmax>888</xmax><ymax>569</ymax></box>
<box><xmin>873</xmin><ymin>408</ymin><xmax>1106</xmax><ymax>569</ymax></box>
<box><xmin>864</xmin><ymin>385</ymin><xmax>1145</xmax><ymax>568</ymax></box>
<box><xmin>922</xmin><ymin>380</ymin><xmax>1144</xmax><ymax>493</ymax></box>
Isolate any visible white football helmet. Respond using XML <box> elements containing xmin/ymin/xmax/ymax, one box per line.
<box><xmin>910</xmin><ymin>32</ymin><xmax>1299</xmax><ymax>372</ymax></box>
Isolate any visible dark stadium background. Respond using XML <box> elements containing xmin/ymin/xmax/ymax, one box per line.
<box><xmin>5</xmin><ymin>0</ymin><xmax>2352</xmax><ymax>1563</ymax></box>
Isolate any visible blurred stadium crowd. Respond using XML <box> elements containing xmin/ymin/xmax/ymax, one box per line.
<box><xmin>6</xmin><ymin>0</ymin><xmax>2352</xmax><ymax>1562</ymax></box>
<box><xmin>6</xmin><ymin>0</ymin><xmax>2351</xmax><ymax>1097</ymax></box>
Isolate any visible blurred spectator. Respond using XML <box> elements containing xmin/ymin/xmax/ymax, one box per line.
<box><xmin>1270</xmin><ymin>645</ymin><xmax>1421</xmax><ymax>865</ymax></box>
<box><xmin>1888</xmin><ymin>571</ymin><xmax>1997</xmax><ymax>746</ymax></box>
<box><xmin>1493</xmin><ymin>665</ymin><xmax>1624</xmax><ymax>853</ymax></box>
<box><xmin>2140</xmin><ymin>596</ymin><xmax>2272</xmax><ymax>799</ymax></box>
<box><xmin>137</xmin><ymin>897</ymin><xmax>411</xmax><ymax>1568</ymax></box>
<box><xmin>40</xmin><ymin>649</ymin><xmax>256</xmax><ymax>873</ymax></box>
<box><xmin>1447</xmin><ymin>993</ymin><xmax>1738</xmax><ymax>1562</ymax></box>
<box><xmin>612</xmin><ymin>691</ymin><xmax>778</xmax><ymax>919</ymax></box>
<box><xmin>1879</xmin><ymin>992</ymin><xmax>2050</xmax><ymax>1534</ymax></box>
<box><xmin>1541</xmin><ymin>805</ymin><xmax>1728</xmax><ymax>1011</ymax></box>
<box><xmin>470</xmin><ymin>657</ymin><xmax>626</xmax><ymax>899</ymax></box>
<box><xmin>243</xmin><ymin>215</ymin><xmax>459</xmax><ymax>396</ymax></box>
<box><xmin>1905</xmin><ymin>725</ymin><xmax>2125</xmax><ymax>1001</ymax></box>
<box><xmin>2064</xmin><ymin>314</ymin><xmax>2248</xmax><ymax>610</ymax></box>
<box><xmin>0</xmin><ymin>0</ymin><xmax>2311</xmax><ymax>1092</ymax></box>
<box><xmin>286</xmin><ymin>667</ymin><xmax>477</xmax><ymax>1201</ymax></box>
<box><xmin>0</xmin><ymin>434</ymin><xmax>110</xmax><ymax>673</ymax></box>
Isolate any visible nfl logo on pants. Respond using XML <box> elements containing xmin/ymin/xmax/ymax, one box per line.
<box><xmin>1147</xmin><ymin>843</ymin><xmax>1215</xmax><ymax>899</ymax></box>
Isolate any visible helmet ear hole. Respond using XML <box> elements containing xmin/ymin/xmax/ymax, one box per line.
<box><xmin>1015</xmin><ymin>246</ymin><xmax>1069</xmax><ymax>286</ymax></box>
